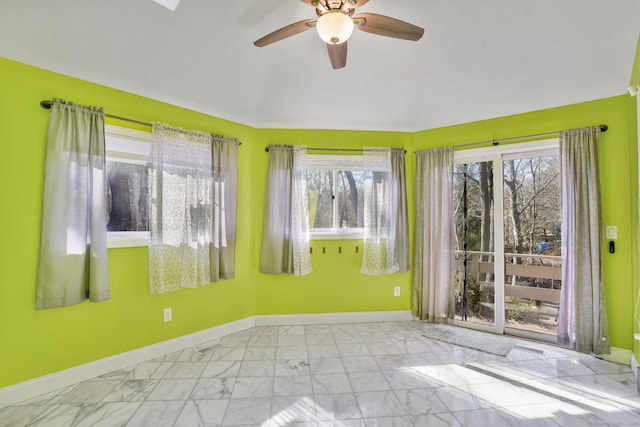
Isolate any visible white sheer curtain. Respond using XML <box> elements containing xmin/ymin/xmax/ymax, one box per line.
<box><xmin>36</xmin><ymin>98</ymin><xmax>110</xmax><ymax>308</ymax></box>
<box><xmin>413</xmin><ymin>147</ymin><xmax>454</xmax><ymax>321</ymax></box>
<box><xmin>361</xmin><ymin>147</ymin><xmax>397</xmax><ymax>275</ymax></box>
<box><xmin>148</xmin><ymin>124</ymin><xmax>237</xmax><ymax>294</ymax></box>
<box><xmin>260</xmin><ymin>145</ymin><xmax>312</xmax><ymax>276</ymax></box>
<box><xmin>291</xmin><ymin>146</ymin><xmax>312</xmax><ymax>275</ymax></box>
<box><xmin>558</xmin><ymin>126</ymin><xmax>609</xmax><ymax>354</ymax></box>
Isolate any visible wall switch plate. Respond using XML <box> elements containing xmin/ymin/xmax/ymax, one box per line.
<box><xmin>606</xmin><ymin>225</ymin><xmax>618</xmax><ymax>240</ymax></box>
<box><xmin>163</xmin><ymin>307</ymin><xmax>172</xmax><ymax>322</ymax></box>
<box><xmin>394</xmin><ymin>286</ymin><xmax>401</xmax><ymax>297</ymax></box>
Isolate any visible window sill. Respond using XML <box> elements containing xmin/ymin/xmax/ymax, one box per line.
<box><xmin>108</xmin><ymin>231</ymin><xmax>149</xmax><ymax>248</ymax></box>
<box><xmin>310</xmin><ymin>231</ymin><xmax>363</xmax><ymax>241</ymax></box>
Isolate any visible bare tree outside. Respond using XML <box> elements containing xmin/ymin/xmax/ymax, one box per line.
<box><xmin>307</xmin><ymin>170</ymin><xmax>333</xmax><ymax>228</ymax></box>
<box><xmin>503</xmin><ymin>156</ymin><xmax>561</xmax><ymax>255</ymax></box>
<box><xmin>106</xmin><ymin>161</ymin><xmax>148</xmax><ymax>232</ymax></box>
<box><xmin>453</xmin><ymin>162</ymin><xmax>495</xmax><ymax>324</ymax></box>
<box><xmin>503</xmin><ymin>155</ymin><xmax>561</xmax><ymax>335</ymax></box>
<box><xmin>307</xmin><ymin>170</ymin><xmax>365</xmax><ymax>229</ymax></box>
<box><xmin>453</xmin><ymin>154</ymin><xmax>562</xmax><ymax>335</ymax></box>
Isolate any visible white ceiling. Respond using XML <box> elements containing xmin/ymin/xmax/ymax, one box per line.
<box><xmin>1</xmin><ymin>0</ymin><xmax>638</xmax><ymax>132</ymax></box>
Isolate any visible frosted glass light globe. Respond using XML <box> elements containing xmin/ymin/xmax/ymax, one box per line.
<box><xmin>316</xmin><ymin>12</ymin><xmax>354</xmax><ymax>45</ymax></box>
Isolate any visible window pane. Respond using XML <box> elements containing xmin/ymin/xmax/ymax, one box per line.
<box><xmin>503</xmin><ymin>156</ymin><xmax>561</xmax><ymax>255</ymax></box>
<box><xmin>337</xmin><ymin>170</ymin><xmax>364</xmax><ymax>228</ymax></box>
<box><xmin>453</xmin><ymin>161</ymin><xmax>495</xmax><ymax>327</ymax></box>
<box><xmin>107</xmin><ymin>160</ymin><xmax>148</xmax><ymax>232</ymax></box>
<box><xmin>503</xmin><ymin>155</ymin><xmax>562</xmax><ymax>337</ymax></box>
<box><xmin>307</xmin><ymin>169</ymin><xmax>365</xmax><ymax>230</ymax></box>
<box><xmin>307</xmin><ymin>170</ymin><xmax>333</xmax><ymax>228</ymax></box>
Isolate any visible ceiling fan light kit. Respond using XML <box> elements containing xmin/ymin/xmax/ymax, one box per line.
<box><xmin>316</xmin><ymin>12</ymin><xmax>354</xmax><ymax>44</ymax></box>
<box><xmin>253</xmin><ymin>0</ymin><xmax>424</xmax><ymax>69</ymax></box>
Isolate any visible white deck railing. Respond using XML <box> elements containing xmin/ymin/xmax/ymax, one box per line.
<box><xmin>455</xmin><ymin>251</ymin><xmax>562</xmax><ymax>303</ymax></box>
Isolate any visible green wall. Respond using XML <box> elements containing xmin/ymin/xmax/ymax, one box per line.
<box><xmin>0</xmin><ymin>57</ymin><xmax>259</xmax><ymax>389</ymax></box>
<box><xmin>0</xmin><ymin>58</ymin><xmax>413</xmax><ymax>389</ymax></box>
<box><xmin>253</xmin><ymin>129</ymin><xmax>413</xmax><ymax>315</ymax></box>
<box><xmin>1</xmin><ymin>55</ymin><xmax>637</xmax><ymax>389</ymax></box>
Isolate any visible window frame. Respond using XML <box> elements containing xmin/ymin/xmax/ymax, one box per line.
<box><xmin>105</xmin><ymin>124</ymin><xmax>152</xmax><ymax>248</ymax></box>
<box><xmin>452</xmin><ymin>138</ymin><xmax>561</xmax><ymax>339</ymax></box>
<box><xmin>454</xmin><ymin>139</ymin><xmax>559</xmax><ymax>163</ymax></box>
<box><xmin>306</xmin><ymin>154</ymin><xmax>388</xmax><ymax>241</ymax></box>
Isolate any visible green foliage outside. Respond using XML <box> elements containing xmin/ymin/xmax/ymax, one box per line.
<box><xmin>453</xmin><ymin>272</ymin><xmax>494</xmax><ymax>320</ymax></box>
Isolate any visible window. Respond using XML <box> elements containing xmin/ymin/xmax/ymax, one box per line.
<box><xmin>104</xmin><ymin>125</ymin><xmax>151</xmax><ymax>248</ymax></box>
<box><xmin>305</xmin><ymin>154</ymin><xmax>388</xmax><ymax>240</ymax></box>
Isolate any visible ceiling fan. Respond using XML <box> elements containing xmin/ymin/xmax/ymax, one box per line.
<box><xmin>253</xmin><ymin>0</ymin><xmax>424</xmax><ymax>69</ymax></box>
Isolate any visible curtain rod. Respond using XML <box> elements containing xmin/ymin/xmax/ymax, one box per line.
<box><xmin>40</xmin><ymin>100</ymin><xmax>241</xmax><ymax>145</ymax></box>
<box><xmin>40</xmin><ymin>100</ymin><xmax>152</xmax><ymax>127</ymax></box>
<box><xmin>264</xmin><ymin>145</ymin><xmax>406</xmax><ymax>153</ymax></box>
<box><xmin>447</xmin><ymin>124</ymin><xmax>608</xmax><ymax>151</ymax></box>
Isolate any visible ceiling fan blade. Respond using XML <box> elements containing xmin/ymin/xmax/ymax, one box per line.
<box><xmin>254</xmin><ymin>20</ymin><xmax>317</xmax><ymax>47</ymax></box>
<box><xmin>354</xmin><ymin>13</ymin><xmax>424</xmax><ymax>41</ymax></box>
<box><xmin>327</xmin><ymin>42</ymin><xmax>347</xmax><ymax>69</ymax></box>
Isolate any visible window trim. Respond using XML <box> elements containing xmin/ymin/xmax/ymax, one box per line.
<box><xmin>310</xmin><ymin>229</ymin><xmax>364</xmax><ymax>240</ymax></box>
<box><xmin>108</xmin><ymin>231</ymin><xmax>149</xmax><ymax>248</ymax></box>
<box><xmin>105</xmin><ymin>125</ymin><xmax>151</xmax><ymax>249</ymax></box>
<box><xmin>454</xmin><ymin>139</ymin><xmax>559</xmax><ymax>163</ymax></box>
<box><xmin>451</xmin><ymin>137</ymin><xmax>561</xmax><ymax>337</ymax></box>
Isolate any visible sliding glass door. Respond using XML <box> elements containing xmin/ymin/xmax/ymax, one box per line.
<box><xmin>453</xmin><ymin>141</ymin><xmax>561</xmax><ymax>341</ymax></box>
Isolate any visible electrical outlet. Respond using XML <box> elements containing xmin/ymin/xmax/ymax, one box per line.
<box><xmin>163</xmin><ymin>307</ymin><xmax>172</xmax><ymax>322</ymax></box>
<box><xmin>394</xmin><ymin>286</ymin><xmax>401</xmax><ymax>297</ymax></box>
<box><xmin>606</xmin><ymin>225</ymin><xmax>618</xmax><ymax>240</ymax></box>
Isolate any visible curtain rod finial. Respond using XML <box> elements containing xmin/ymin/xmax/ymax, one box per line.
<box><xmin>600</xmin><ymin>125</ymin><xmax>608</xmax><ymax>132</ymax></box>
<box><xmin>40</xmin><ymin>100</ymin><xmax>52</xmax><ymax>109</ymax></box>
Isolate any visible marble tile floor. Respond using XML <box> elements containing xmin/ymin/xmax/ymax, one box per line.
<box><xmin>2</xmin><ymin>321</ymin><xmax>639</xmax><ymax>427</ymax></box>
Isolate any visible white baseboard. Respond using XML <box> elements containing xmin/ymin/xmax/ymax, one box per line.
<box><xmin>0</xmin><ymin>316</ymin><xmax>255</xmax><ymax>409</ymax></box>
<box><xmin>602</xmin><ymin>346</ymin><xmax>633</xmax><ymax>365</ymax></box>
<box><xmin>255</xmin><ymin>310</ymin><xmax>413</xmax><ymax>326</ymax></box>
